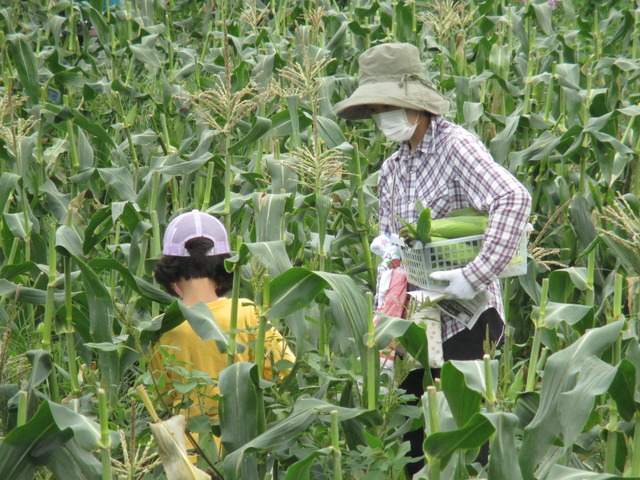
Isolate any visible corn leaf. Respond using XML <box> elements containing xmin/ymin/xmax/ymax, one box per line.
<box><xmin>519</xmin><ymin>320</ymin><xmax>624</xmax><ymax>479</ymax></box>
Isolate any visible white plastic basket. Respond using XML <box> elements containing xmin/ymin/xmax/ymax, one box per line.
<box><xmin>391</xmin><ymin>224</ymin><xmax>531</xmax><ymax>290</ymax></box>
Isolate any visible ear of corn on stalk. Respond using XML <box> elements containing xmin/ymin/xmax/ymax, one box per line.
<box><xmin>136</xmin><ymin>386</ymin><xmax>211</xmax><ymax>480</ymax></box>
<box><xmin>149</xmin><ymin>415</ymin><xmax>211</xmax><ymax>480</ymax></box>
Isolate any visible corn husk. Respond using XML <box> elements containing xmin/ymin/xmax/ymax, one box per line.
<box><xmin>148</xmin><ymin>415</ymin><xmax>210</xmax><ymax>480</ymax></box>
<box><xmin>136</xmin><ymin>385</ymin><xmax>210</xmax><ymax>480</ymax></box>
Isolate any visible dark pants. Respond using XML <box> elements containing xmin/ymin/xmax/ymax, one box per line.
<box><xmin>401</xmin><ymin>308</ymin><xmax>504</xmax><ymax>476</ymax></box>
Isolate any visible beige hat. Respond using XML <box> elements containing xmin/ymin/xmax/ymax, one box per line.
<box><xmin>333</xmin><ymin>43</ymin><xmax>450</xmax><ymax>120</ymax></box>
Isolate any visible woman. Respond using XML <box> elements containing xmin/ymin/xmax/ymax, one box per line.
<box><xmin>149</xmin><ymin>209</ymin><xmax>295</xmax><ymax>456</ymax></box>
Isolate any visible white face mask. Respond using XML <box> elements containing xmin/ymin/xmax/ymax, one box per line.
<box><xmin>371</xmin><ymin>109</ymin><xmax>418</xmax><ymax>142</ymax></box>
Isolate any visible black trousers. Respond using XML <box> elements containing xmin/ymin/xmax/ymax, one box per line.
<box><xmin>400</xmin><ymin>308</ymin><xmax>504</xmax><ymax>476</ymax></box>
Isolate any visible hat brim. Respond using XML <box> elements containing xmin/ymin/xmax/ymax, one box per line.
<box><xmin>333</xmin><ymin>81</ymin><xmax>450</xmax><ymax>120</ymax></box>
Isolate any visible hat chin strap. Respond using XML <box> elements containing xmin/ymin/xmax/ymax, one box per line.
<box><xmin>399</xmin><ymin>73</ymin><xmax>432</xmax><ymax>86</ymax></box>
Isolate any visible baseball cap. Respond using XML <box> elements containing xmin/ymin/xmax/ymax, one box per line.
<box><xmin>162</xmin><ymin>210</ymin><xmax>230</xmax><ymax>256</ymax></box>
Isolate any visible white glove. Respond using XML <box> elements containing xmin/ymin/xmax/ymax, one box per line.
<box><xmin>430</xmin><ymin>268</ymin><xmax>477</xmax><ymax>300</ymax></box>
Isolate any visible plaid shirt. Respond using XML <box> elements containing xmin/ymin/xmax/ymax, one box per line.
<box><xmin>378</xmin><ymin>116</ymin><xmax>532</xmax><ymax>341</ymax></box>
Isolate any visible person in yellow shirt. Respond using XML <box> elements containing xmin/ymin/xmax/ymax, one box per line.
<box><xmin>149</xmin><ymin>209</ymin><xmax>295</xmax><ymax>456</ymax></box>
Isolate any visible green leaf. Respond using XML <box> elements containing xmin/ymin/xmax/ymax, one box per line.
<box><xmin>129</xmin><ymin>44</ymin><xmax>162</xmax><ymax>68</ymax></box>
<box><xmin>556</xmin><ymin>356</ymin><xmax>615</xmax><ymax>448</ymax></box>
<box><xmin>600</xmin><ymin>232</ymin><xmax>640</xmax><ymax>274</ymax></box>
<box><xmin>229</xmin><ymin>117</ymin><xmax>272</xmax><ymax>153</ymax></box>
<box><xmin>24</xmin><ymin>350</ymin><xmax>52</xmax><ymax>393</ymax></box>
<box><xmin>315</xmin><ymin>271</ymin><xmax>368</xmax><ymax>357</ymax></box>
<box><xmin>535</xmin><ymin>302</ymin><xmax>593</xmax><ymax>329</ymax></box>
<box><xmin>0</xmin><ymin>173</ymin><xmax>20</xmax><ymax>212</ymax></box>
<box><xmin>55</xmin><ymin>225</ymin><xmax>84</xmax><ymax>259</ymax></box>
<box><xmin>315</xmin><ymin>115</ymin><xmax>346</xmax><ymax>149</ymax></box>
<box><xmin>283</xmin><ymin>448</ymin><xmax>333</xmax><ymax>480</ymax></box>
<box><xmin>6</xmin><ymin>34</ymin><xmax>40</xmax><ymax>103</ymax></box>
<box><xmin>548</xmin><ymin>267</ymin><xmax>590</xmax><ymax>302</ymax></box>
<box><xmin>3</xmin><ymin>213</ymin><xmax>31</xmax><ymax>240</ymax></box>
<box><xmin>546</xmin><ymin>465</ymin><xmax>633</xmax><ymax>479</ymax></box>
<box><xmin>98</xmin><ymin>167</ymin><xmax>137</xmax><ymax>203</ymax></box>
<box><xmin>224</xmin><ymin>404</ymin><xmax>317</xmax><ymax>480</ymax></box>
<box><xmin>69</xmin><ymin>108</ymin><xmax>116</xmax><ymax>149</ymax></box>
<box><xmin>83</xmin><ymin>342</ymin><xmax>119</xmax><ymax>352</ymax></box>
<box><xmin>264</xmin><ymin>156</ymin><xmax>298</xmax><ymax>194</ymax></box>
<box><xmin>178</xmin><ymin>301</ymin><xmax>230</xmax><ymax>353</ymax></box>
<box><xmin>488</xmin><ymin>43</ymin><xmax>510</xmax><ymax>79</ymax></box>
<box><xmin>0</xmin><ymin>261</ymin><xmax>38</xmax><ymax>280</ymax></box>
<box><xmin>86</xmin><ymin>5</ymin><xmax>111</xmax><ymax>47</ymax></box>
<box><xmin>398</xmin><ymin>323</ymin><xmax>432</xmax><ymax>387</ymax></box>
<box><xmin>448</xmin><ymin>359</ymin><xmax>498</xmax><ymax>399</ymax></box>
<box><xmin>490</xmin><ymin>112</ymin><xmax>521</xmax><ymax>166</ymax></box>
<box><xmin>39</xmin><ymin>179</ymin><xmax>71</xmax><ymax>223</ymax></box>
<box><xmin>75</xmin><ymin>259</ymin><xmax>113</xmax><ymax>343</ymax></box>
<box><xmin>244</xmin><ymin>241</ymin><xmax>293</xmax><ymax>278</ymax></box>
<box><xmin>251</xmin><ymin>193</ymin><xmax>291</xmax><ymax>243</ymax></box>
<box><xmin>44</xmin><ymin>440</ymin><xmax>102</xmax><ymax>480</ymax></box>
<box><xmin>373</xmin><ymin>314</ymin><xmax>412</xmax><ymax>350</ymax></box>
<box><xmin>424</xmin><ymin>413</ymin><xmax>494</xmax><ymax>467</ymax></box>
<box><xmin>219</xmin><ymin>362</ymin><xmax>264</xmax><ymax>452</ymax></box>
<box><xmin>508</xmin><ymin>131</ymin><xmax>560</xmax><ymax>170</ymax></box>
<box><xmin>82</xmin><ymin>206</ymin><xmax>113</xmax><ymax>254</ymax></box>
<box><xmin>88</xmin><ymin>258</ymin><xmax>174</xmax><ymax>304</ymax></box>
<box><xmin>148</xmin><ymin>153</ymin><xmax>211</xmax><ymax>177</ymax></box>
<box><xmin>519</xmin><ymin>320</ymin><xmax>624</xmax><ymax>478</ymax></box>
<box><xmin>48</xmin><ymin>402</ymin><xmax>102</xmax><ymax>450</ymax></box>
<box><xmin>270</xmin><ymin>109</ymin><xmax>313</xmax><ymax>138</ymax></box>
<box><xmin>223</xmin><ymin>397</ymin><xmax>369</xmax><ymax>480</ymax></box>
<box><xmin>531</xmin><ymin>2</ymin><xmax>555</xmax><ymax>35</ymax></box>
<box><xmin>126</xmin><ymin>219</ymin><xmax>151</xmax><ymax>273</ymax></box>
<box><xmin>0</xmin><ymin>279</ymin><xmax>61</xmax><ymax>304</ymax></box>
<box><xmin>0</xmin><ymin>402</ymin><xmax>68</xmax><ymax>480</ymax></box>
<box><xmin>111</xmin><ymin>202</ymin><xmax>143</xmax><ymax>238</ymax></box>
<box><xmin>265</xmin><ymin>267</ymin><xmax>325</xmax><ymax>321</ymax></box>
<box><xmin>219</xmin><ymin>362</ymin><xmax>263</xmax><ymax>479</ymax></box>
<box><xmin>440</xmin><ymin>362</ymin><xmax>483</xmax><ymax>428</ymax></box>
<box><xmin>139</xmin><ymin>301</ymin><xmax>185</xmax><ymax>347</ymax></box>
<box><xmin>0</xmin><ymin>400</ymin><xmax>106</xmax><ymax>480</ymax></box>
<box><xmin>172</xmin><ymin>379</ymin><xmax>199</xmax><ymax>395</ymax></box>
<box><xmin>608</xmin><ymin>359</ymin><xmax>638</xmax><ymax>422</ymax></box>
<box><xmin>72</xmin><ymin>257</ymin><xmax>120</xmax><ymax>389</ymax></box>
<box><xmin>485</xmin><ymin>413</ymin><xmax>524</xmax><ymax>480</ymax></box>
<box><xmin>569</xmin><ymin>194</ymin><xmax>598</xmax><ymax>251</ymax></box>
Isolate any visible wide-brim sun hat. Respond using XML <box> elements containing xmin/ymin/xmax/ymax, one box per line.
<box><xmin>333</xmin><ymin>43</ymin><xmax>450</xmax><ymax>120</ymax></box>
<box><xmin>163</xmin><ymin>210</ymin><xmax>230</xmax><ymax>256</ymax></box>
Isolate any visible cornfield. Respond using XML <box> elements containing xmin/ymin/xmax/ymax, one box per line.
<box><xmin>0</xmin><ymin>0</ymin><xmax>639</xmax><ymax>479</ymax></box>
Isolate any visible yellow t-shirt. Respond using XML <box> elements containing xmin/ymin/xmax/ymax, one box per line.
<box><xmin>149</xmin><ymin>297</ymin><xmax>295</xmax><ymax>424</ymax></box>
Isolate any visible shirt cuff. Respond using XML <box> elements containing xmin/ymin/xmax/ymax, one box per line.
<box><xmin>461</xmin><ymin>257</ymin><xmax>497</xmax><ymax>292</ymax></box>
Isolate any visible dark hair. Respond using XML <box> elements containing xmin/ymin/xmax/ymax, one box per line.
<box><xmin>154</xmin><ymin>237</ymin><xmax>233</xmax><ymax>297</ymax></box>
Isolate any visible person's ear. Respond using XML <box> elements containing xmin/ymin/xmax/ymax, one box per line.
<box><xmin>172</xmin><ymin>282</ymin><xmax>184</xmax><ymax>299</ymax></box>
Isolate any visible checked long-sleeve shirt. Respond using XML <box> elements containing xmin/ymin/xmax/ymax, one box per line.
<box><xmin>378</xmin><ymin>115</ymin><xmax>532</xmax><ymax>341</ymax></box>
